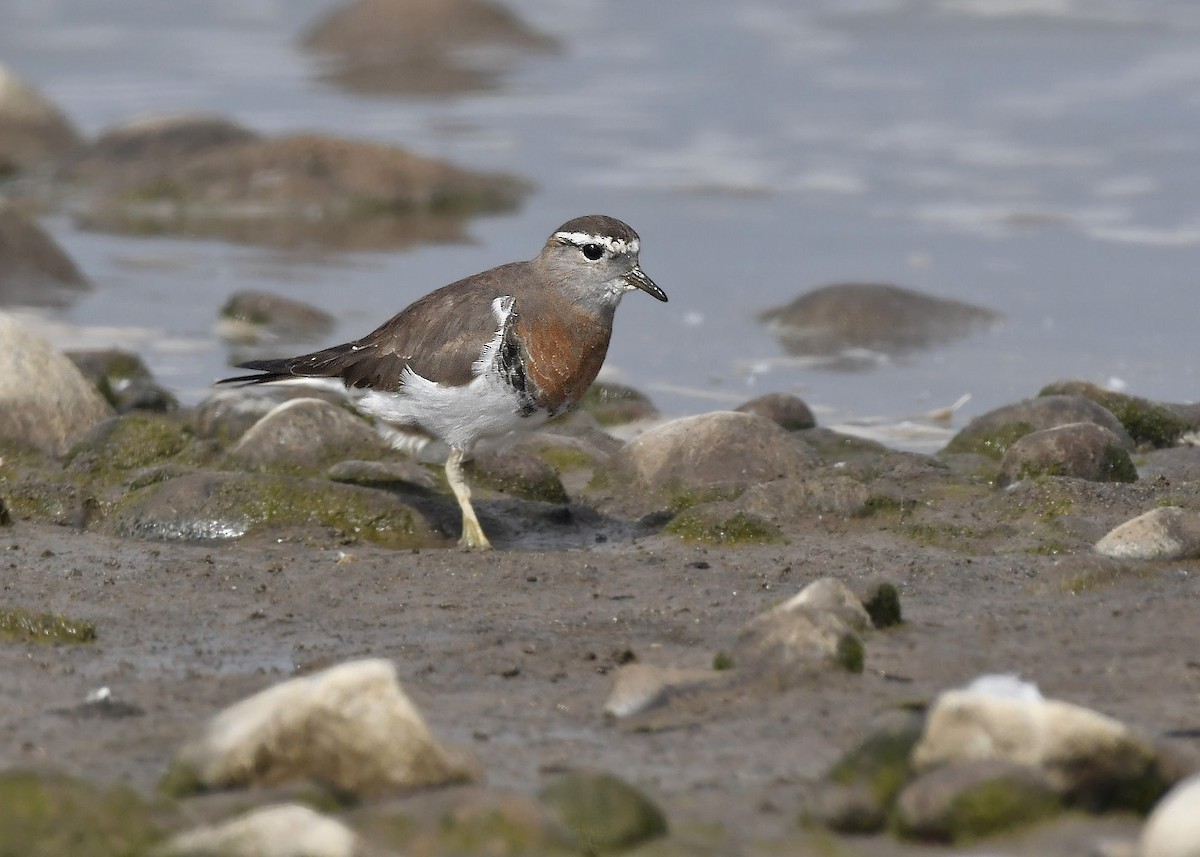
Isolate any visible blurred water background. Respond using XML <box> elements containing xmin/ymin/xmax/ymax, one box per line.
<box><xmin>2</xmin><ymin>0</ymin><xmax>1198</xmax><ymax>449</ymax></box>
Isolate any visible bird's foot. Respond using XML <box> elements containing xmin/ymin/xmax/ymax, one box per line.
<box><xmin>457</xmin><ymin>519</ymin><xmax>493</xmax><ymax>551</ymax></box>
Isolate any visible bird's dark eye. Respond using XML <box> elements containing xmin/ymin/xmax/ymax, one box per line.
<box><xmin>581</xmin><ymin>243</ymin><xmax>604</xmax><ymax>261</ymax></box>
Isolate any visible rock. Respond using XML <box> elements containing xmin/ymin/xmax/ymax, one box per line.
<box><xmin>733</xmin><ymin>583</ymin><xmax>866</xmax><ymax>679</ymax></box>
<box><xmin>538</xmin><ymin>771</ymin><xmax>668</xmax><ymax>852</ymax></box>
<box><xmin>578</xmin><ymin>381</ymin><xmax>660</xmax><ymax>427</ymax></box>
<box><xmin>473</xmin><ymin>445</ymin><xmax>569</xmax><ymax>503</ymax></box>
<box><xmin>62</xmin><ymin>117</ymin><xmax>527</xmax><ymax>250</ymax></box>
<box><xmin>0</xmin><ymin>64</ymin><xmax>81</xmax><ymax>174</ymax></box>
<box><xmin>1094</xmin><ymin>507</ymin><xmax>1200</xmax><ymax>561</ymax></box>
<box><xmin>1039</xmin><ymin>381</ymin><xmax>1191</xmax><ymax>449</ymax></box>
<box><xmin>227</xmin><ymin>398</ymin><xmax>386</xmax><ymax>471</ymax></box>
<box><xmin>0</xmin><ymin>312</ymin><xmax>115</xmax><ymax>455</ymax></box>
<box><xmin>781</xmin><ymin>577</ymin><xmax>872</xmax><ymax>632</ymax></box>
<box><xmin>301</xmin><ymin>0</ymin><xmax>559</xmax><ymax>96</ymax></box>
<box><xmin>893</xmin><ymin>759</ymin><xmax>1063</xmax><ymax>843</ymax></box>
<box><xmin>856</xmin><ymin>579</ymin><xmax>904</xmax><ymax>629</ymax></box>
<box><xmin>0</xmin><ymin>770</ymin><xmax>163</xmax><ymax>856</ymax></box>
<box><xmin>944</xmin><ymin>395</ymin><xmax>1134</xmax><ymax>459</ymax></box>
<box><xmin>0</xmin><ymin>495</ymin><xmax>10</xmax><ymax>526</ymax></box>
<box><xmin>163</xmin><ymin>804</ymin><xmax>359</xmax><ymax>857</ymax></box>
<box><xmin>735</xmin><ymin>392</ymin><xmax>816</xmax><ymax>430</ymax></box>
<box><xmin>0</xmin><ymin>200</ymin><xmax>89</xmax><ymax>307</ymax></box>
<box><xmin>601</xmin><ymin>411</ymin><xmax>816</xmax><ymax>516</ymax></box>
<box><xmin>327</xmin><ymin>458</ymin><xmax>436</xmax><ymax>492</ymax></box>
<box><xmin>995</xmin><ymin>422</ymin><xmax>1138</xmax><ymax>487</ymax></box>
<box><xmin>108</xmin><ymin>470</ymin><xmax>447</xmax><ymax>548</ymax></box>
<box><xmin>735</xmin><ymin>474</ymin><xmax>874</xmax><ymax>519</ymax></box>
<box><xmin>759</xmin><ymin>282</ymin><xmax>1000</xmax><ymax>361</ymax></box>
<box><xmin>193</xmin><ymin>386</ymin><xmax>347</xmax><ymax>444</ymax></box>
<box><xmin>64</xmin><ymin>413</ymin><xmax>191</xmax><ymax>479</ymax></box>
<box><xmin>164</xmin><ymin>659</ymin><xmax>475</xmax><ymax>798</ymax></box>
<box><xmin>66</xmin><ymin>349</ymin><xmax>177</xmax><ymax>413</ymax></box>
<box><xmin>816</xmin><ymin>708</ymin><xmax>925</xmax><ymax>834</ymax></box>
<box><xmin>218</xmin><ymin>290</ymin><xmax>336</xmax><ymax>347</ymax></box>
<box><xmin>602</xmin><ymin>663</ymin><xmax>724</xmax><ymax>719</ymax></box>
<box><xmin>663</xmin><ymin>500</ymin><xmax>783</xmax><ymax>545</ymax></box>
<box><xmin>911</xmin><ymin>684</ymin><xmax>1170</xmax><ymax>812</ymax></box>
<box><xmin>1137</xmin><ymin>446</ymin><xmax>1200</xmax><ymax>483</ymax></box>
<box><xmin>1139</xmin><ymin>773</ymin><xmax>1200</xmax><ymax>857</ymax></box>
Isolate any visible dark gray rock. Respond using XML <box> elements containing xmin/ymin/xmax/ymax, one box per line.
<box><xmin>1039</xmin><ymin>380</ymin><xmax>1191</xmax><ymax>449</ymax></box>
<box><xmin>944</xmin><ymin>395</ymin><xmax>1133</xmax><ymax>459</ymax></box>
<box><xmin>0</xmin><ymin>201</ymin><xmax>88</xmax><ymax>307</ymax></box>
<box><xmin>226</xmin><ymin>397</ymin><xmax>385</xmax><ymax>470</ymax></box>
<box><xmin>301</xmin><ymin>0</ymin><xmax>559</xmax><ymax>97</ymax></box>
<box><xmin>218</xmin><ymin>290</ymin><xmax>335</xmax><ymax>347</ymax></box>
<box><xmin>327</xmin><ymin>458</ymin><xmax>436</xmax><ymax>492</ymax></box>
<box><xmin>473</xmin><ymin>446</ymin><xmax>568</xmax><ymax>504</ymax></box>
<box><xmin>735</xmin><ymin>392</ymin><xmax>816</xmax><ymax>430</ymax></box>
<box><xmin>66</xmin><ymin>349</ymin><xmax>177</xmax><ymax>413</ymax></box>
<box><xmin>1137</xmin><ymin>446</ymin><xmax>1200</xmax><ymax>484</ymax></box>
<box><xmin>577</xmin><ymin>381</ymin><xmax>659</xmax><ymax>427</ymax></box>
<box><xmin>996</xmin><ymin>422</ymin><xmax>1137</xmax><ymax>488</ymax></box>
<box><xmin>759</xmin><ymin>282</ymin><xmax>1000</xmax><ymax>361</ymax></box>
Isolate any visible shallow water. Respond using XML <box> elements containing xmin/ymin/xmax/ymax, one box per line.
<box><xmin>2</xmin><ymin>0</ymin><xmax>1198</xmax><ymax>451</ymax></box>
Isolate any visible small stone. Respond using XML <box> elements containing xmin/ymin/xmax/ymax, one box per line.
<box><xmin>228</xmin><ymin>398</ymin><xmax>386</xmax><ymax>470</ymax></box>
<box><xmin>602</xmin><ymin>663</ymin><xmax>723</xmax><ymax>719</ymax></box>
<box><xmin>327</xmin><ymin>458</ymin><xmax>436</xmax><ymax>492</ymax></box>
<box><xmin>735</xmin><ymin>392</ymin><xmax>816</xmax><ymax>431</ymax></box>
<box><xmin>162</xmin><ymin>804</ymin><xmax>358</xmax><ymax>857</ymax></box>
<box><xmin>894</xmin><ymin>759</ymin><xmax>1062</xmax><ymax>843</ymax></box>
<box><xmin>944</xmin><ymin>395</ymin><xmax>1133</xmax><ymax>459</ymax></box>
<box><xmin>733</xmin><ymin>593</ymin><xmax>865</xmax><ymax>680</ymax></box>
<box><xmin>995</xmin><ymin>422</ymin><xmax>1137</xmax><ymax>487</ymax></box>
<box><xmin>538</xmin><ymin>771</ymin><xmax>667</xmax><ymax>852</ymax></box>
<box><xmin>1095</xmin><ymin>507</ymin><xmax>1200</xmax><ymax>561</ymax></box>
<box><xmin>164</xmin><ymin>659</ymin><xmax>476</xmax><ymax>798</ymax></box>
<box><xmin>783</xmin><ymin>577</ymin><xmax>872</xmax><ymax>632</ymax></box>
<box><xmin>857</xmin><ymin>580</ymin><xmax>903</xmax><ymax>629</ymax></box>
<box><xmin>1139</xmin><ymin>772</ymin><xmax>1200</xmax><ymax>857</ymax></box>
<box><xmin>0</xmin><ymin>312</ymin><xmax>115</xmax><ymax>456</ymax></box>
<box><xmin>578</xmin><ymin>381</ymin><xmax>660</xmax><ymax>426</ymax></box>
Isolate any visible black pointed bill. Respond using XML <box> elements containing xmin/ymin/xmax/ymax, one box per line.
<box><xmin>624</xmin><ymin>266</ymin><xmax>667</xmax><ymax>302</ymax></box>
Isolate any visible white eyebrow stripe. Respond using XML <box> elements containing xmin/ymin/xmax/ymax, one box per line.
<box><xmin>553</xmin><ymin>231</ymin><xmax>639</xmax><ymax>255</ymax></box>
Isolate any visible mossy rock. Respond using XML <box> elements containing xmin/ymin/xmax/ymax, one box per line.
<box><xmin>0</xmin><ymin>770</ymin><xmax>166</xmax><ymax>856</ymax></box>
<box><xmin>664</xmin><ymin>503</ymin><xmax>783</xmax><ymax>546</ymax></box>
<box><xmin>826</xmin><ymin>710</ymin><xmax>924</xmax><ymax>809</ymax></box>
<box><xmin>539</xmin><ymin>771</ymin><xmax>668</xmax><ymax>853</ymax></box>
<box><xmin>861</xmin><ymin>583</ymin><xmax>903</xmax><ymax>629</ymax></box>
<box><xmin>107</xmin><ymin>471</ymin><xmax>447</xmax><ymax>548</ymax></box>
<box><xmin>943</xmin><ymin>420</ymin><xmax>1035</xmax><ymax>460</ymax></box>
<box><xmin>0</xmin><ymin>605</ymin><xmax>96</xmax><ymax>643</ymax></box>
<box><xmin>64</xmin><ymin>414</ymin><xmax>192</xmax><ymax>480</ymax></box>
<box><xmin>1039</xmin><ymin>381</ymin><xmax>1190</xmax><ymax>448</ymax></box>
<box><xmin>944</xmin><ymin>395</ymin><xmax>1133</xmax><ymax>460</ymax></box>
<box><xmin>472</xmin><ymin>447</ymin><xmax>569</xmax><ymax>504</ymax></box>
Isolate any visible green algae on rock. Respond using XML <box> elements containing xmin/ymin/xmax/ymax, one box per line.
<box><xmin>664</xmin><ymin>504</ymin><xmax>783</xmax><ymax>546</ymax></box>
<box><xmin>0</xmin><ymin>605</ymin><xmax>96</xmax><ymax>643</ymax></box>
<box><xmin>539</xmin><ymin>771</ymin><xmax>668</xmax><ymax>853</ymax></box>
<box><xmin>1038</xmin><ymin>380</ymin><xmax>1192</xmax><ymax>449</ymax></box>
<box><xmin>0</xmin><ymin>770</ymin><xmax>164</xmax><ymax>856</ymax></box>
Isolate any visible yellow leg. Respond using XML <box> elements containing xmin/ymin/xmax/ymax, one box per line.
<box><xmin>446</xmin><ymin>446</ymin><xmax>492</xmax><ymax>551</ymax></box>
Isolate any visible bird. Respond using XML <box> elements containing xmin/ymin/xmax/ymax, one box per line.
<box><xmin>218</xmin><ymin>214</ymin><xmax>667</xmax><ymax>550</ymax></box>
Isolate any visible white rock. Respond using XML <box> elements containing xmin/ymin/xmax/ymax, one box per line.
<box><xmin>912</xmin><ymin>688</ymin><xmax>1160</xmax><ymax>801</ymax></box>
<box><xmin>0</xmin><ymin>311</ymin><xmax>114</xmax><ymax>456</ymax></box>
<box><xmin>1139</xmin><ymin>773</ymin><xmax>1200</xmax><ymax>857</ymax></box>
<box><xmin>162</xmin><ymin>804</ymin><xmax>358</xmax><ymax>857</ymax></box>
<box><xmin>171</xmin><ymin>659</ymin><xmax>474</xmax><ymax>797</ymax></box>
<box><xmin>1095</xmin><ymin>507</ymin><xmax>1200</xmax><ymax>561</ymax></box>
<box><xmin>963</xmin><ymin>673</ymin><xmax>1044</xmax><ymax>702</ymax></box>
<box><xmin>781</xmin><ymin>577</ymin><xmax>871</xmax><ymax>632</ymax></box>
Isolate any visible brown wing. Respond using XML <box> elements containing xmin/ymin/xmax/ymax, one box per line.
<box><xmin>219</xmin><ymin>263</ymin><xmax>528</xmax><ymax>391</ymax></box>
